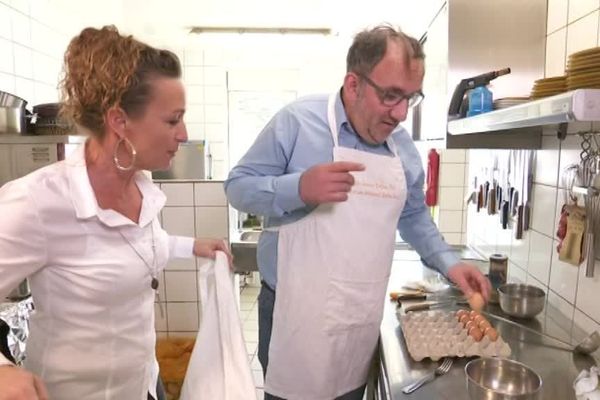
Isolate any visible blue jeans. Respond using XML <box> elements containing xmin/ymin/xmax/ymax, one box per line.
<box><xmin>147</xmin><ymin>375</ymin><xmax>166</xmax><ymax>400</ymax></box>
<box><xmin>258</xmin><ymin>282</ymin><xmax>366</xmax><ymax>400</ymax></box>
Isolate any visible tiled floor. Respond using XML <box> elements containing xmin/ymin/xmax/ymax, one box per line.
<box><xmin>239</xmin><ymin>280</ymin><xmax>264</xmax><ymax>399</ymax></box>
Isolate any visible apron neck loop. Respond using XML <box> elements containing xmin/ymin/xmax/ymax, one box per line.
<box><xmin>327</xmin><ymin>93</ymin><xmax>340</xmax><ymax>148</ymax></box>
<box><xmin>327</xmin><ymin>92</ymin><xmax>400</xmax><ymax>157</ymax></box>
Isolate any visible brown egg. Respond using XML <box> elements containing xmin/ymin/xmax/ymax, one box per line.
<box><xmin>468</xmin><ymin>292</ymin><xmax>485</xmax><ymax>313</ymax></box>
<box><xmin>459</xmin><ymin>314</ymin><xmax>470</xmax><ymax>325</ymax></box>
<box><xmin>478</xmin><ymin>319</ymin><xmax>492</xmax><ymax>331</ymax></box>
<box><xmin>468</xmin><ymin>326</ymin><xmax>483</xmax><ymax>342</ymax></box>
<box><xmin>469</xmin><ymin>310</ymin><xmax>480</xmax><ymax>319</ymax></box>
<box><xmin>484</xmin><ymin>327</ymin><xmax>499</xmax><ymax>342</ymax></box>
<box><xmin>465</xmin><ymin>320</ymin><xmax>475</xmax><ymax>331</ymax></box>
<box><xmin>456</xmin><ymin>309</ymin><xmax>469</xmax><ymax>320</ymax></box>
<box><xmin>473</xmin><ymin>315</ymin><xmax>485</xmax><ymax>325</ymax></box>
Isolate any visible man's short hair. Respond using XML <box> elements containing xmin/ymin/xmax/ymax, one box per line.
<box><xmin>346</xmin><ymin>24</ymin><xmax>424</xmax><ymax>75</ymax></box>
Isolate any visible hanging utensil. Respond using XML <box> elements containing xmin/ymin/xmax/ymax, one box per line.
<box><xmin>522</xmin><ymin>150</ymin><xmax>534</xmax><ymax>231</ymax></box>
<box><xmin>484</xmin><ymin>311</ymin><xmax>600</xmax><ymax>355</ymax></box>
<box><xmin>487</xmin><ymin>183</ymin><xmax>496</xmax><ymax>215</ymax></box>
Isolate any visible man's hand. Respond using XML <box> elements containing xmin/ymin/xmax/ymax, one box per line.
<box><xmin>0</xmin><ymin>365</ymin><xmax>48</xmax><ymax>400</ymax></box>
<box><xmin>447</xmin><ymin>262</ymin><xmax>492</xmax><ymax>301</ymax></box>
<box><xmin>299</xmin><ymin>161</ymin><xmax>365</xmax><ymax>205</ymax></box>
<box><xmin>193</xmin><ymin>238</ymin><xmax>233</xmax><ymax>267</ymax></box>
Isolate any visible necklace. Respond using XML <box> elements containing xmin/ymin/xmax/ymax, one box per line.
<box><xmin>119</xmin><ymin>221</ymin><xmax>159</xmax><ymax>290</ymax></box>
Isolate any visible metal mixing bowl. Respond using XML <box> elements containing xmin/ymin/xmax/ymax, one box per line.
<box><xmin>465</xmin><ymin>358</ymin><xmax>542</xmax><ymax>399</ymax></box>
<box><xmin>498</xmin><ymin>283</ymin><xmax>545</xmax><ymax>319</ymax></box>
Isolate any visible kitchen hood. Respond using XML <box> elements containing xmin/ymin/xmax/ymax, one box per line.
<box><xmin>447</xmin><ymin>89</ymin><xmax>600</xmax><ymax>139</ymax></box>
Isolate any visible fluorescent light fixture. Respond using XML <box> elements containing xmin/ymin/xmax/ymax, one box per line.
<box><xmin>189</xmin><ymin>26</ymin><xmax>331</xmax><ymax>35</ymax></box>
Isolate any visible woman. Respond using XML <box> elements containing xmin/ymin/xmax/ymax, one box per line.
<box><xmin>0</xmin><ymin>26</ymin><xmax>230</xmax><ymax>400</ymax></box>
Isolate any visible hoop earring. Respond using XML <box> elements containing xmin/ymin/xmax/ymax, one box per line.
<box><xmin>113</xmin><ymin>137</ymin><xmax>137</xmax><ymax>171</ymax></box>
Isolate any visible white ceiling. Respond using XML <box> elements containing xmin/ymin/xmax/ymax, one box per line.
<box><xmin>85</xmin><ymin>0</ymin><xmax>444</xmax><ymax>45</ymax></box>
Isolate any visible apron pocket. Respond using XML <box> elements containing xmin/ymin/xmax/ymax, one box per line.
<box><xmin>324</xmin><ymin>278</ymin><xmax>388</xmax><ymax>333</ymax></box>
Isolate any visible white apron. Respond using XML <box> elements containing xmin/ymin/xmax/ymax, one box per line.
<box><xmin>180</xmin><ymin>252</ymin><xmax>257</xmax><ymax>400</ymax></box>
<box><xmin>264</xmin><ymin>94</ymin><xmax>408</xmax><ymax>399</ymax></box>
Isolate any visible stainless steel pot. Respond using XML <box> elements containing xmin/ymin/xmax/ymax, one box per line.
<box><xmin>0</xmin><ymin>106</ymin><xmax>29</xmax><ymax>134</ymax></box>
<box><xmin>0</xmin><ymin>91</ymin><xmax>33</xmax><ymax>134</ymax></box>
<box><xmin>7</xmin><ymin>279</ymin><xmax>30</xmax><ymax>301</ymax></box>
<box><xmin>0</xmin><ymin>91</ymin><xmax>27</xmax><ymax>108</ymax></box>
<box><xmin>498</xmin><ymin>283</ymin><xmax>545</xmax><ymax>319</ymax></box>
<box><xmin>466</xmin><ymin>358</ymin><xmax>542</xmax><ymax>399</ymax></box>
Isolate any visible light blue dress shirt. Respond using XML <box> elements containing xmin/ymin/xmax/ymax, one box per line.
<box><xmin>224</xmin><ymin>91</ymin><xmax>460</xmax><ymax>289</ymax></box>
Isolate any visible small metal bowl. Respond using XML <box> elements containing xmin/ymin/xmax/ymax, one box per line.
<box><xmin>498</xmin><ymin>283</ymin><xmax>545</xmax><ymax>319</ymax></box>
<box><xmin>465</xmin><ymin>358</ymin><xmax>542</xmax><ymax>399</ymax></box>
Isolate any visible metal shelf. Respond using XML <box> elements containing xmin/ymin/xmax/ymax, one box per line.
<box><xmin>447</xmin><ymin>89</ymin><xmax>600</xmax><ymax>138</ymax></box>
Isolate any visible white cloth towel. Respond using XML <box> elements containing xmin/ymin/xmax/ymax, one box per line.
<box><xmin>180</xmin><ymin>252</ymin><xmax>257</xmax><ymax>400</ymax></box>
<box><xmin>574</xmin><ymin>366</ymin><xmax>600</xmax><ymax>400</ymax></box>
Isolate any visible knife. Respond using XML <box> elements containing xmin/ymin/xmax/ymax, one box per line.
<box><xmin>395</xmin><ymin>294</ymin><xmax>466</xmax><ymax>305</ymax></box>
<box><xmin>403</xmin><ymin>299</ymin><xmax>469</xmax><ymax>312</ymax></box>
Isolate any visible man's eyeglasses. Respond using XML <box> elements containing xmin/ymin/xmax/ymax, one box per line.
<box><xmin>358</xmin><ymin>73</ymin><xmax>424</xmax><ymax>108</ymax></box>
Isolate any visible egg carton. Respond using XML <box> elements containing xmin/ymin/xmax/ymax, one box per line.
<box><xmin>400</xmin><ymin>310</ymin><xmax>512</xmax><ymax>362</ymax></box>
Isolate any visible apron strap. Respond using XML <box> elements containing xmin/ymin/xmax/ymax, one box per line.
<box><xmin>327</xmin><ymin>93</ymin><xmax>340</xmax><ymax>147</ymax></box>
<box><xmin>327</xmin><ymin>92</ymin><xmax>399</xmax><ymax>157</ymax></box>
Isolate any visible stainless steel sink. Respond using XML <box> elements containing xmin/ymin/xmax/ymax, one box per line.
<box><xmin>231</xmin><ymin>231</ymin><xmax>261</xmax><ymax>273</ymax></box>
<box><xmin>240</xmin><ymin>230</ymin><xmax>261</xmax><ymax>241</ymax></box>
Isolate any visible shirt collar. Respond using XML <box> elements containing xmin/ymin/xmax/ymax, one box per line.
<box><xmin>66</xmin><ymin>143</ymin><xmax>166</xmax><ymax>228</ymax></box>
<box><xmin>335</xmin><ymin>89</ymin><xmax>352</xmax><ymax>136</ymax></box>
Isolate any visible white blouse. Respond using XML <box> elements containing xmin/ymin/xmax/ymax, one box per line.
<box><xmin>0</xmin><ymin>144</ymin><xmax>194</xmax><ymax>400</ymax></box>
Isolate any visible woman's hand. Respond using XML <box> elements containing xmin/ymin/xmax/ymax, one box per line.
<box><xmin>0</xmin><ymin>365</ymin><xmax>48</xmax><ymax>400</ymax></box>
<box><xmin>193</xmin><ymin>238</ymin><xmax>233</xmax><ymax>267</ymax></box>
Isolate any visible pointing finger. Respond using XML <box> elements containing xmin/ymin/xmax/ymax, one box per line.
<box><xmin>328</xmin><ymin>161</ymin><xmax>365</xmax><ymax>173</ymax></box>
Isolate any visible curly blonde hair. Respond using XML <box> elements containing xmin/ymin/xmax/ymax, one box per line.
<box><xmin>60</xmin><ymin>25</ymin><xmax>181</xmax><ymax>139</ymax></box>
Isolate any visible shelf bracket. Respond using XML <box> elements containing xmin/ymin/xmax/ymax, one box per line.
<box><xmin>557</xmin><ymin>122</ymin><xmax>568</xmax><ymax>140</ymax></box>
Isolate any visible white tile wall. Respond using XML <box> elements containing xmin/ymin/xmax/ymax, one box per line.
<box><xmin>166</xmin><ymin>302</ymin><xmax>199</xmax><ymax>332</ymax></box>
<box><xmin>162</xmin><ymin>207</ymin><xmax>196</xmax><ymax>237</ymax></box>
<box><xmin>530</xmin><ymin>184</ymin><xmax>558</xmax><ymax>237</ymax></box>
<box><xmin>510</xmin><ymin>231</ymin><xmax>531</xmax><ymax>270</ymax></box>
<box><xmin>566</xmin><ymin>10</ymin><xmax>599</xmax><ymax>56</ymax></box>
<box><xmin>165</xmin><ymin>271</ymin><xmax>199</xmax><ymax>302</ymax></box>
<box><xmin>534</xmin><ymin>136</ymin><xmax>560</xmax><ymax>186</ymax></box>
<box><xmin>195</xmin><ymin>207</ymin><xmax>228</xmax><ymax>239</ymax></box>
<box><xmin>466</xmin><ymin>0</ymin><xmax>600</xmax><ymax>340</ymax></box>
<box><xmin>507</xmin><ymin>263</ymin><xmax>527</xmax><ymax>283</ymax></box>
<box><xmin>547</xmin><ymin>0</ymin><xmax>569</xmax><ymax>33</ymax></box>
<box><xmin>568</xmin><ymin>0</ymin><xmax>600</xmax><ymax>23</ymax></box>
<box><xmin>162</xmin><ymin>182</ymin><xmax>195</xmax><ymax>206</ymax></box>
<box><xmin>155</xmin><ymin>181</ymin><xmax>229</xmax><ymax>335</ymax></box>
<box><xmin>438</xmin><ymin>186</ymin><xmax>465</xmax><ymax>210</ymax></box>
<box><xmin>545</xmin><ymin>28</ymin><xmax>567</xmax><ymax>78</ymax></box>
<box><xmin>420</xmin><ymin>147</ymin><xmax>469</xmax><ymax>245</ymax></box>
<box><xmin>194</xmin><ymin>182</ymin><xmax>226</xmax><ymax>206</ymax></box>
<box><xmin>0</xmin><ymin>0</ymin><xmax>72</xmax><ymax>106</ymax></box>
<box><xmin>527</xmin><ymin>231</ymin><xmax>553</xmax><ymax>285</ymax></box>
<box><xmin>549</xmin><ymin>243</ymin><xmax>580</xmax><ymax>304</ymax></box>
<box><xmin>439</xmin><ymin>163</ymin><xmax>465</xmax><ymax>187</ymax></box>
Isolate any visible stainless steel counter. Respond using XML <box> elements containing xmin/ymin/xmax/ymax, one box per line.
<box><xmin>378</xmin><ymin>250</ymin><xmax>598</xmax><ymax>400</ymax></box>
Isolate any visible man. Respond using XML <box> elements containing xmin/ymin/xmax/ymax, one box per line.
<box><xmin>225</xmin><ymin>25</ymin><xmax>490</xmax><ymax>400</ymax></box>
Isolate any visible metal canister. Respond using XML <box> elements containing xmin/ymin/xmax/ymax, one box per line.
<box><xmin>488</xmin><ymin>254</ymin><xmax>508</xmax><ymax>304</ymax></box>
